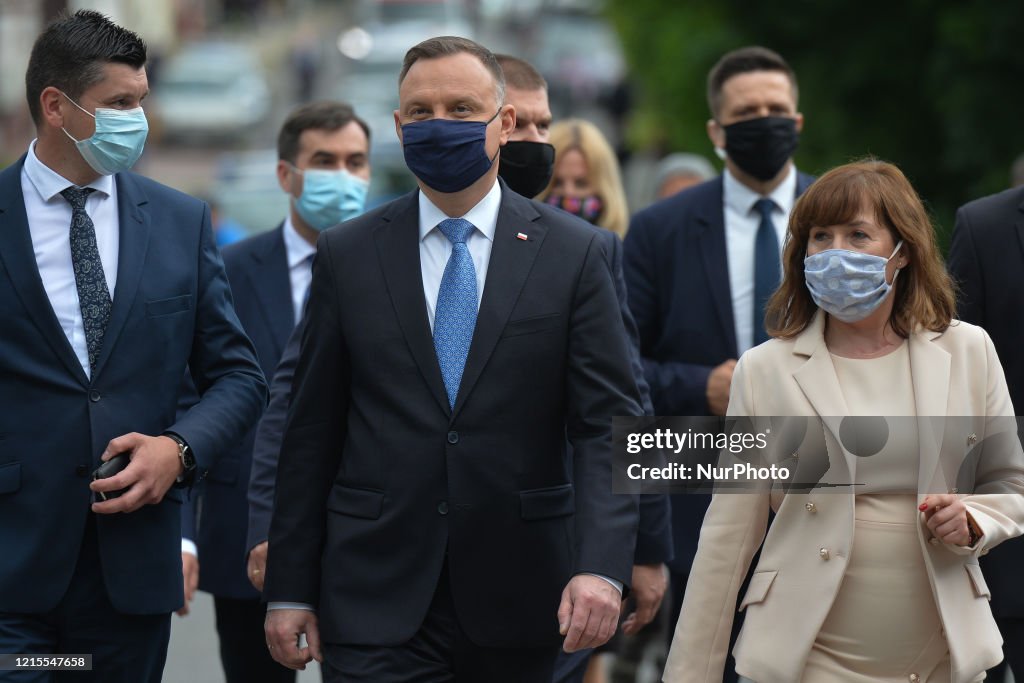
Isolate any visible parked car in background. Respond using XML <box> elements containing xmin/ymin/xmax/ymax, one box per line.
<box><xmin>152</xmin><ymin>42</ymin><xmax>271</xmax><ymax>144</ymax></box>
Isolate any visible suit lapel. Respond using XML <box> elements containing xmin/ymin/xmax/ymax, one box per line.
<box><xmin>374</xmin><ymin>193</ymin><xmax>452</xmax><ymax>417</ymax></box>
<box><xmin>791</xmin><ymin>312</ymin><xmax>856</xmax><ymax>482</ymax></box>
<box><xmin>245</xmin><ymin>226</ymin><xmax>294</xmax><ymax>358</ymax></box>
<box><xmin>0</xmin><ymin>157</ymin><xmax>89</xmax><ymax>385</ymax></box>
<box><xmin>909</xmin><ymin>328</ymin><xmax>950</xmax><ymax>494</ymax></box>
<box><xmin>92</xmin><ymin>172</ymin><xmax>151</xmax><ymax>378</ymax></box>
<box><xmin>695</xmin><ymin>178</ymin><xmax>738</xmax><ymax>357</ymax></box>
<box><xmin>452</xmin><ymin>191</ymin><xmax>546</xmax><ymax>419</ymax></box>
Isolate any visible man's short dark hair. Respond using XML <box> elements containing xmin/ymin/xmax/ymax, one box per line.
<box><xmin>495</xmin><ymin>54</ymin><xmax>547</xmax><ymax>92</ymax></box>
<box><xmin>706</xmin><ymin>46</ymin><xmax>798</xmax><ymax>119</ymax></box>
<box><xmin>399</xmin><ymin>36</ymin><xmax>505</xmax><ymax>106</ymax></box>
<box><xmin>277</xmin><ymin>101</ymin><xmax>371</xmax><ymax>164</ymax></box>
<box><xmin>25</xmin><ymin>10</ymin><xmax>147</xmax><ymax>125</ymax></box>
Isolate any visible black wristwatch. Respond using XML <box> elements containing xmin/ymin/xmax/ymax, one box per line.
<box><xmin>164</xmin><ymin>432</ymin><xmax>195</xmax><ymax>486</ymax></box>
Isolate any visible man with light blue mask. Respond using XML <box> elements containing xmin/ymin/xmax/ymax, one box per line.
<box><xmin>178</xmin><ymin>100</ymin><xmax>371</xmax><ymax>683</ymax></box>
<box><xmin>0</xmin><ymin>10</ymin><xmax>267</xmax><ymax>683</ymax></box>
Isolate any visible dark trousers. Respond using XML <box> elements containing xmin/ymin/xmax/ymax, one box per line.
<box><xmin>213</xmin><ymin>596</ymin><xmax>296</xmax><ymax>683</ymax></box>
<box><xmin>0</xmin><ymin>515</ymin><xmax>170</xmax><ymax>683</ymax></box>
<box><xmin>322</xmin><ymin>564</ymin><xmax>558</xmax><ymax>682</ymax></box>
<box><xmin>986</xmin><ymin>617</ymin><xmax>1024</xmax><ymax>681</ymax></box>
<box><xmin>552</xmin><ymin>648</ymin><xmax>590</xmax><ymax>683</ymax></box>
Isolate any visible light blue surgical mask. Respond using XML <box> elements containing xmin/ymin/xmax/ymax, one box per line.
<box><xmin>804</xmin><ymin>241</ymin><xmax>903</xmax><ymax>323</ymax></box>
<box><xmin>61</xmin><ymin>92</ymin><xmax>148</xmax><ymax>175</ymax></box>
<box><xmin>290</xmin><ymin>165</ymin><xmax>369</xmax><ymax>232</ymax></box>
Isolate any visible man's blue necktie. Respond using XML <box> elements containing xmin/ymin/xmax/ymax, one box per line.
<box><xmin>61</xmin><ymin>186</ymin><xmax>111</xmax><ymax>376</ymax></box>
<box><xmin>752</xmin><ymin>198</ymin><xmax>780</xmax><ymax>346</ymax></box>
<box><xmin>434</xmin><ymin>218</ymin><xmax>478</xmax><ymax>409</ymax></box>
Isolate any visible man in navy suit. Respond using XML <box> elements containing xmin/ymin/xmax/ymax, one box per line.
<box><xmin>947</xmin><ymin>185</ymin><xmax>1024</xmax><ymax>681</ymax></box>
<box><xmin>179</xmin><ymin>101</ymin><xmax>371</xmax><ymax>683</ymax></box>
<box><xmin>623</xmin><ymin>46</ymin><xmax>813</xmax><ymax>682</ymax></box>
<box><xmin>262</xmin><ymin>36</ymin><xmax>641</xmax><ymax>682</ymax></box>
<box><xmin>0</xmin><ymin>11</ymin><xmax>266</xmax><ymax>682</ymax></box>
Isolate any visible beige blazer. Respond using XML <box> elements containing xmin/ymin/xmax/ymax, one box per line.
<box><xmin>663</xmin><ymin>312</ymin><xmax>1024</xmax><ymax>683</ymax></box>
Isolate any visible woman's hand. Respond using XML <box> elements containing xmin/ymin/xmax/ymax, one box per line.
<box><xmin>920</xmin><ymin>494</ymin><xmax>979</xmax><ymax>547</ymax></box>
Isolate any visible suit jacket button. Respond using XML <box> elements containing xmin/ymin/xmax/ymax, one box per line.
<box><xmin>929</xmin><ymin>537</ymin><xmax>940</xmax><ymax>546</ymax></box>
<box><xmin>909</xmin><ymin>674</ymin><xmax>920</xmax><ymax>682</ymax></box>
<box><xmin>805</xmin><ymin>502</ymin><xmax>817</xmax><ymax>513</ymax></box>
<box><xmin>89</xmin><ymin>390</ymin><xmax>101</xmax><ymax>402</ymax></box>
<box><xmin>819</xmin><ymin>547</ymin><xmax>830</xmax><ymax>561</ymax></box>
<box><xmin>75</xmin><ymin>465</ymin><xmax>89</xmax><ymax>477</ymax></box>
<box><xmin>447</xmin><ymin>431</ymin><xmax>459</xmax><ymax>444</ymax></box>
<box><xmin>437</xmin><ymin>501</ymin><xmax>449</xmax><ymax>515</ymax></box>
<box><xmin>967</xmin><ymin>433</ymin><xmax>978</xmax><ymax>445</ymax></box>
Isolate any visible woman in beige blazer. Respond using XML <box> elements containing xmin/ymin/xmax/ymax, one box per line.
<box><xmin>664</xmin><ymin>161</ymin><xmax>1024</xmax><ymax>683</ymax></box>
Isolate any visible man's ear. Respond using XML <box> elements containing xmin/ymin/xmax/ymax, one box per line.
<box><xmin>498</xmin><ymin>103</ymin><xmax>516</xmax><ymax>146</ymax></box>
<box><xmin>277</xmin><ymin>160</ymin><xmax>295</xmax><ymax>196</ymax></box>
<box><xmin>794</xmin><ymin>112</ymin><xmax>804</xmax><ymax>134</ymax></box>
<box><xmin>40</xmin><ymin>86</ymin><xmax>67</xmax><ymax>131</ymax></box>
<box><xmin>394</xmin><ymin>110</ymin><xmax>403</xmax><ymax>145</ymax></box>
<box><xmin>706</xmin><ymin>118</ymin><xmax>725</xmax><ymax>151</ymax></box>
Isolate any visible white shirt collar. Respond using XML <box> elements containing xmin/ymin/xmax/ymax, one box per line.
<box><xmin>723</xmin><ymin>163</ymin><xmax>797</xmax><ymax>217</ymax></box>
<box><xmin>282</xmin><ymin>214</ymin><xmax>317</xmax><ymax>269</ymax></box>
<box><xmin>417</xmin><ymin>180</ymin><xmax>502</xmax><ymax>243</ymax></box>
<box><xmin>23</xmin><ymin>139</ymin><xmax>114</xmax><ymax>203</ymax></box>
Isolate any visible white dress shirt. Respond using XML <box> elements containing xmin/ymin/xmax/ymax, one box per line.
<box><xmin>418</xmin><ymin>181</ymin><xmax>499</xmax><ymax>329</ymax></box>
<box><xmin>21</xmin><ymin>140</ymin><xmax>119</xmax><ymax>380</ymax></box>
<box><xmin>723</xmin><ymin>164</ymin><xmax>796</xmax><ymax>356</ymax></box>
<box><xmin>282</xmin><ymin>215</ymin><xmax>317</xmax><ymax>324</ymax></box>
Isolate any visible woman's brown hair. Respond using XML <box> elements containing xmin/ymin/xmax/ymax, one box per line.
<box><xmin>766</xmin><ymin>159</ymin><xmax>956</xmax><ymax>339</ymax></box>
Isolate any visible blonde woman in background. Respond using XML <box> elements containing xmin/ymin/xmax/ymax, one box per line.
<box><xmin>538</xmin><ymin>118</ymin><xmax>630</xmax><ymax>238</ymax></box>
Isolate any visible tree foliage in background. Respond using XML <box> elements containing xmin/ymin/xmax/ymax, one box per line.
<box><xmin>606</xmin><ymin>0</ymin><xmax>1024</xmax><ymax>241</ymax></box>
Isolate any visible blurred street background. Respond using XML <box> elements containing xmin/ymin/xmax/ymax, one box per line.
<box><xmin>3</xmin><ymin>0</ymin><xmax>1024</xmax><ymax>241</ymax></box>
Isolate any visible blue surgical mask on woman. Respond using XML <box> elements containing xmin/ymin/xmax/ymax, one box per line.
<box><xmin>804</xmin><ymin>241</ymin><xmax>904</xmax><ymax>322</ymax></box>
<box><xmin>291</xmin><ymin>166</ymin><xmax>369</xmax><ymax>231</ymax></box>
<box><xmin>401</xmin><ymin>110</ymin><xmax>500</xmax><ymax>193</ymax></box>
<box><xmin>61</xmin><ymin>92</ymin><xmax>148</xmax><ymax>176</ymax></box>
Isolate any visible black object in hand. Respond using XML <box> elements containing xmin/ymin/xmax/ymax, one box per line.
<box><xmin>92</xmin><ymin>452</ymin><xmax>131</xmax><ymax>501</ymax></box>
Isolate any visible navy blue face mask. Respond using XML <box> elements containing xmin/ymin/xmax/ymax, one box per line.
<box><xmin>401</xmin><ymin>109</ymin><xmax>501</xmax><ymax>193</ymax></box>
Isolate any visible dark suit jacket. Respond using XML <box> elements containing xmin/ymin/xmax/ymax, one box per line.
<box><xmin>182</xmin><ymin>226</ymin><xmax>295</xmax><ymax>599</ymax></box>
<box><xmin>247</xmin><ymin>223</ymin><xmax>673</xmax><ymax>568</ymax></box>
<box><xmin>948</xmin><ymin>185</ymin><xmax>1024</xmax><ymax>617</ymax></box>
<box><xmin>0</xmin><ymin>156</ymin><xmax>266</xmax><ymax>615</ymax></box>
<box><xmin>262</xmin><ymin>184</ymin><xmax>642</xmax><ymax>648</ymax></box>
<box><xmin>622</xmin><ymin>171</ymin><xmax>813</xmax><ymax>573</ymax></box>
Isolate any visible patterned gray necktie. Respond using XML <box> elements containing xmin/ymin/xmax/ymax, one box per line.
<box><xmin>60</xmin><ymin>186</ymin><xmax>111</xmax><ymax>376</ymax></box>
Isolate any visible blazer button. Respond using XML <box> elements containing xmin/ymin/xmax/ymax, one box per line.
<box><xmin>75</xmin><ymin>465</ymin><xmax>89</xmax><ymax>477</ymax></box>
<box><xmin>805</xmin><ymin>502</ymin><xmax>817</xmax><ymax>513</ymax></box>
<box><xmin>89</xmin><ymin>390</ymin><xmax>101</xmax><ymax>402</ymax></box>
<box><xmin>909</xmin><ymin>674</ymin><xmax>920</xmax><ymax>682</ymax></box>
<box><xmin>929</xmin><ymin>537</ymin><xmax>940</xmax><ymax>546</ymax></box>
<box><xmin>819</xmin><ymin>547</ymin><xmax>830</xmax><ymax>561</ymax></box>
<box><xmin>967</xmin><ymin>433</ymin><xmax>978</xmax><ymax>445</ymax></box>
<box><xmin>447</xmin><ymin>431</ymin><xmax>459</xmax><ymax>444</ymax></box>
<box><xmin>437</xmin><ymin>501</ymin><xmax>449</xmax><ymax>515</ymax></box>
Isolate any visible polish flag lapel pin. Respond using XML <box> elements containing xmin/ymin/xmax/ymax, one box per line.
<box><xmin>516</xmin><ymin>232</ymin><xmax>529</xmax><ymax>241</ymax></box>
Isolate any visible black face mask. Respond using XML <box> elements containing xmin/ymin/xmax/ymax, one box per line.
<box><xmin>722</xmin><ymin>116</ymin><xmax>799</xmax><ymax>181</ymax></box>
<box><xmin>498</xmin><ymin>141</ymin><xmax>556</xmax><ymax>198</ymax></box>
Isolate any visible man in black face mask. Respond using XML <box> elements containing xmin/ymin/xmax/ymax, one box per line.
<box><xmin>494</xmin><ymin>54</ymin><xmax>674</xmax><ymax>683</ymax></box>
<box><xmin>622</xmin><ymin>46</ymin><xmax>814</xmax><ymax>683</ymax></box>
<box><xmin>263</xmin><ymin>36</ymin><xmax>641</xmax><ymax>682</ymax></box>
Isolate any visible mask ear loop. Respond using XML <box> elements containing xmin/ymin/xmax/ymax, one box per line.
<box><xmin>887</xmin><ymin>239</ymin><xmax>905</xmax><ymax>286</ymax></box>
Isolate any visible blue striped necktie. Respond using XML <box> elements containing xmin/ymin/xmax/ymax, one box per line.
<box><xmin>433</xmin><ymin>218</ymin><xmax>478</xmax><ymax>409</ymax></box>
<box><xmin>61</xmin><ymin>186</ymin><xmax>111</xmax><ymax>376</ymax></box>
<box><xmin>752</xmin><ymin>198</ymin><xmax>779</xmax><ymax>346</ymax></box>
